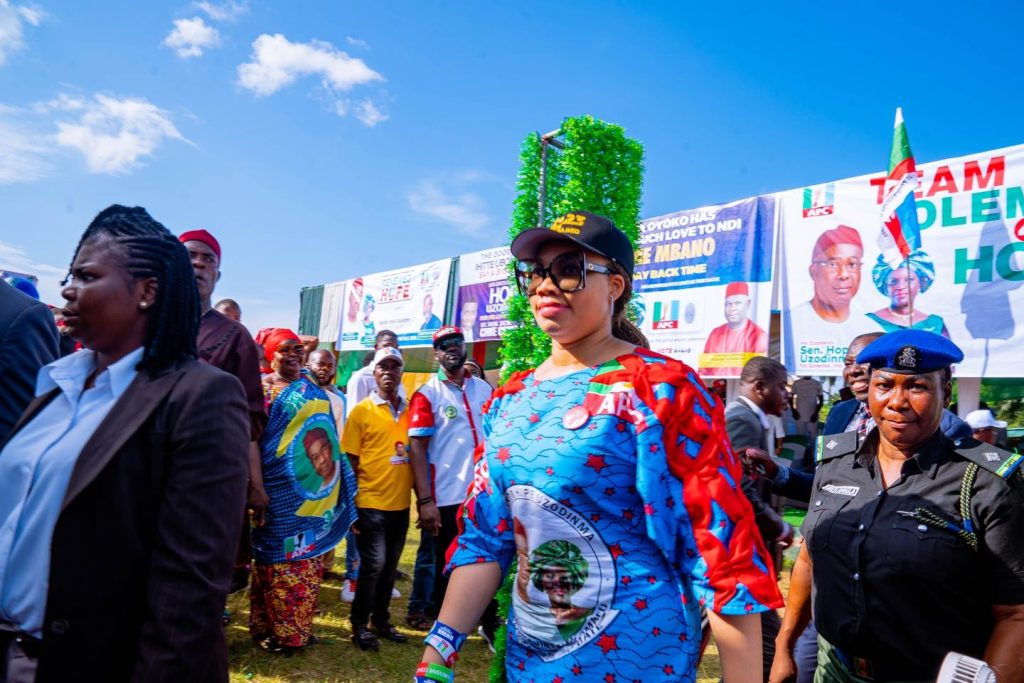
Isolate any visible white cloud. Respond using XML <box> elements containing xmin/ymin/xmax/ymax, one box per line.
<box><xmin>0</xmin><ymin>105</ymin><xmax>51</xmax><ymax>182</ymax></box>
<box><xmin>163</xmin><ymin>16</ymin><xmax>220</xmax><ymax>58</ymax></box>
<box><xmin>48</xmin><ymin>93</ymin><xmax>193</xmax><ymax>174</ymax></box>
<box><xmin>354</xmin><ymin>99</ymin><xmax>387</xmax><ymax>127</ymax></box>
<box><xmin>0</xmin><ymin>239</ymin><xmax>68</xmax><ymax>304</ymax></box>
<box><xmin>0</xmin><ymin>0</ymin><xmax>45</xmax><ymax>66</ymax></box>
<box><xmin>237</xmin><ymin>33</ymin><xmax>383</xmax><ymax>97</ymax></box>
<box><xmin>407</xmin><ymin>173</ymin><xmax>494</xmax><ymax>236</ymax></box>
<box><xmin>345</xmin><ymin>36</ymin><xmax>369</xmax><ymax>50</ymax></box>
<box><xmin>193</xmin><ymin>0</ymin><xmax>247</xmax><ymax>22</ymax></box>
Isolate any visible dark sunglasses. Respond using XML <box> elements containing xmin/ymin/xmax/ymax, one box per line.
<box><xmin>275</xmin><ymin>344</ymin><xmax>304</xmax><ymax>355</ymax></box>
<box><xmin>437</xmin><ymin>337</ymin><xmax>464</xmax><ymax>351</ymax></box>
<box><xmin>515</xmin><ymin>251</ymin><xmax>612</xmax><ymax>295</ymax></box>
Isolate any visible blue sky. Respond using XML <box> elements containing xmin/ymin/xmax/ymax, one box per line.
<box><xmin>1</xmin><ymin>1</ymin><xmax>1021</xmax><ymax>333</ymax></box>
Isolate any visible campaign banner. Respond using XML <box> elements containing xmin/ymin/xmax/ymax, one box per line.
<box><xmin>454</xmin><ymin>246</ymin><xmax>515</xmax><ymax>343</ymax></box>
<box><xmin>780</xmin><ymin>143</ymin><xmax>1024</xmax><ymax>377</ymax></box>
<box><xmin>633</xmin><ymin>196</ymin><xmax>777</xmax><ymax>376</ymax></box>
<box><xmin>337</xmin><ymin>258</ymin><xmax>452</xmax><ymax>350</ymax></box>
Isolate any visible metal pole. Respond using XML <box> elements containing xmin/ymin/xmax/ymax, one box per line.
<box><xmin>538</xmin><ymin>138</ymin><xmax>548</xmax><ymax>228</ymax></box>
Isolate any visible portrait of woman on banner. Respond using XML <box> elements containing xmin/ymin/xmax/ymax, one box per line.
<box><xmin>866</xmin><ymin>250</ymin><xmax>950</xmax><ymax>338</ymax></box>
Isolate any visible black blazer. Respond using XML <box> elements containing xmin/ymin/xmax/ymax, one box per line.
<box><xmin>3</xmin><ymin>357</ymin><xmax>249</xmax><ymax>683</ymax></box>
<box><xmin>0</xmin><ymin>281</ymin><xmax>59</xmax><ymax>444</ymax></box>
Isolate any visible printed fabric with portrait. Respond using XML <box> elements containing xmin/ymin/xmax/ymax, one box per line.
<box><xmin>447</xmin><ymin>350</ymin><xmax>782</xmax><ymax>681</ymax></box>
<box><xmin>253</xmin><ymin>372</ymin><xmax>358</xmax><ymax>564</ymax></box>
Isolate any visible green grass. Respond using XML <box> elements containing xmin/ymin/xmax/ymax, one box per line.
<box><xmin>226</xmin><ymin>520</ymin><xmax>728</xmax><ymax>682</ymax></box>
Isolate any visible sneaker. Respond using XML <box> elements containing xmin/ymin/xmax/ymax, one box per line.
<box><xmin>351</xmin><ymin>626</ymin><xmax>380</xmax><ymax>652</ymax></box>
<box><xmin>391</xmin><ymin>587</ymin><xmax>402</xmax><ymax>599</ymax></box>
<box><xmin>341</xmin><ymin>579</ymin><xmax>357</xmax><ymax>603</ymax></box>
<box><xmin>478</xmin><ymin>623</ymin><xmax>497</xmax><ymax>654</ymax></box>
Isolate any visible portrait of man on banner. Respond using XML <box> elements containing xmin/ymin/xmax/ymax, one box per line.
<box><xmin>700</xmin><ymin>281</ymin><xmax>768</xmax><ymax>377</ymax></box>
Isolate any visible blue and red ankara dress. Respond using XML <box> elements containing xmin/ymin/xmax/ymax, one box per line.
<box><xmin>447</xmin><ymin>349</ymin><xmax>783</xmax><ymax>682</ymax></box>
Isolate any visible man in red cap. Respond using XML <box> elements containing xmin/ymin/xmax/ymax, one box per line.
<box><xmin>701</xmin><ymin>281</ymin><xmax>768</xmax><ymax>376</ymax></box>
<box><xmin>180</xmin><ymin>229</ymin><xmax>268</xmax><ymax>595</ymax></box>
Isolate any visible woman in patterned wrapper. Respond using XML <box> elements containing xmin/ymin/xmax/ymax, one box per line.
<box><xmin>530</xmin><ymin>540</ymin><xmax>594</xmax><ymax>639</ymax></box>
<box><xmin>414</xmin><ymin>211</ymin><xmax>782</xmax><ymax>683</ymax></box>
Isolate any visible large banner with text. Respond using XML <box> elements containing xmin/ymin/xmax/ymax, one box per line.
<box><xmin>633</xmin><ymin>196</ymin><xmax>777</xmax><ymax>377</ymax></box>
<box><xmin>454</xmin><ymin>246</ymin><xmax>515</xmax><ymax>344</ymax></box>
<box><xmin>780</xmin><ymin>143</ymin><xmax>1024</xmax><ymax>377</ymax></box>
<box><xmin>337</xmin><ymin>258</ymin><xmax>453</xmax><ymax>350</ymax></box>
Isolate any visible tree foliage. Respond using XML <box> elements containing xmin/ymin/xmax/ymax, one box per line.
<box><xmin>497</xmin><ymin>115</ymin><xmax>645</xmax><ymax>381</ymax></box>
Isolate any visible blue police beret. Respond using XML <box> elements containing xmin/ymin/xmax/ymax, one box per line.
<box><xmin>855</xmin><ymin>329</ymin><xmax>964</xmax><ymax>374</ymax></box>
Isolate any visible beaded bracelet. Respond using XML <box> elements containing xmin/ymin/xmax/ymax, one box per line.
<box><xmin>423</xmin><ymin>621</ymin><xmax>467</xmax><ymax>667</ymax></box>
<box><xmin>414</xmin><ymin>661</ymin><xmax>455</xmax><ymax>683</ymax></box>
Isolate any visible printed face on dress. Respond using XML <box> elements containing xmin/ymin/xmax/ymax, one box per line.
<box><xmin>887</xmin><ymin>267</ymin><xmax>921</xmax><ymax>310</ymax></box>
<box><xmin>62</xmin><ymin>234</ymin><xmax>156</xmax><ymax>357</ymax></box>
<box><xmin>184</xmin><ymin>239</ymin><xmax>220</xmax><ymax>303</ymax></box>
<box><xmin>307</xmin><ymin>349</ymin><xmax>337</xmax><ymax>387</ymax></box>
<box><xmin>843</xmin><ymin>334</ymin><xmax>882</xmax><ymax>403</ymax></box>
<box><xmin>273</xmin><ymin>338</ymin><xmax>304</xmax><ymax>380</ymax></box>
<box><xmin>723</xmin><ymin>294</ymin><xmax>751</xmax><ymax>327</ymax></box>
<box><xmin>540</xmin><ymin>567</ymin><xmax>577</xmax><ymax>608</ymax></box>
<box><xmin>528</xmin><ymin>240</ymin><xmax>624</xmax><ymax>345</ymax></box>
<box><xmin>868</xmin><ymin>369</ymin><xmax>949</xmax><ymax>452</ymax></box>
<box><xmin>809</xmin><ymin>243</ymin><xmax>863</xmax><ymax>311</ymax></box>
<box><xmin>307</xmin><ymin>432</ymin><xmax>336</xmax><ymax>479</ymax></box>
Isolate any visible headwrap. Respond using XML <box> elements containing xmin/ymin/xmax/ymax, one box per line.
<box><xmin>871</xmin><ymin>249</ymin><xmax>935</xmax><ymax>297</ymax></box>
<box><xmin>812</xmin><ymin>225</ymin><xmax>863</xmax><ymax>260</ymax></box>
<box><xmin>263</xmin><ymin>328</ymin><xmax>301</xmax><ymax>361</ymax></box>
<box><xmin>529</xmin><ymin>539</ymin><xmax>589</xmax><ymax>592</ymax></box>
<box><xmin>178</xmin><ymin>229</ymin><xmax>222</xmax><ymax>262</ymax></box>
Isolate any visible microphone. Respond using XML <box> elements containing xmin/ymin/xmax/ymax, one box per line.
<box><xmin>936</xmin><ymin>653</ymin><xmax>996</xmax><ymax>683</ymax></box>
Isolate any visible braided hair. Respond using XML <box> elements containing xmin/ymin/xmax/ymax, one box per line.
<box><xmin>66</xmin><ymin>204</ymin><xmax>199</xmax><ymax>375</ymax></box>
<box><xmin>607</xmin><ymin>261</ymin><xmax>649</xmax><ymax>349</ymax></box>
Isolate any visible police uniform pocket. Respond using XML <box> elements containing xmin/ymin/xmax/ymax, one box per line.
<box><xmin>888</xmin><ymin>512</ymin><xmax>969</xmax><ymax>574</ymax></box>
<box><xmin>806</xmin><ymin>496</ymin><xmax>852</xmax><ymax>552</ymax></box>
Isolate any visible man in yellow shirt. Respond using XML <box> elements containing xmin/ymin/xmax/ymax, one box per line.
<box><xmin>341</xmin><ymin>346</ymin><xmax>413</xmax><ymax>652</ymax></box>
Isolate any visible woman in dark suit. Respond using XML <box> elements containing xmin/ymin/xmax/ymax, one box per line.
<box><xmin>0</xmin><ymin>205</ymin><xmax>250</xmax><ymax>682</ymax></box>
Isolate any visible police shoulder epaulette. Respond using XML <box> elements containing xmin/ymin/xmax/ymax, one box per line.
<box><xmin>953</xmin><ymin>438</ymin><xmax>1024</xmax><ymax>480</ymax></box>
<box><xmin>815</xmin><ymin>432</ymin><xmax>858</xmax><ymax>463</ymax></box>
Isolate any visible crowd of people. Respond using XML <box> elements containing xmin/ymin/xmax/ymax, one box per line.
<box><xmin>0</xmin><ymin>204</ymin><xmax>1021</xmax><ymax>683</ymax></box>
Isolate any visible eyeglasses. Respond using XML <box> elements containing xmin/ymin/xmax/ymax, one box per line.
<box><xmin>812</xmin><ymin>259</ymin><xmax>863</xmax><ymax>272</ymax></box>
<box><xmin>437</xmin><ymin>337</ymin><xmax>464</xmax><ymax>351</ymax></box>
<box><xmin>515</xmin><ymin>251</ymin><xmax>612</xmax><ymax>295</ymax></box>
<box><xmin>275</xmin><ymin>344</ymin><xmax>304</xmax><ymax>355</ymax></box>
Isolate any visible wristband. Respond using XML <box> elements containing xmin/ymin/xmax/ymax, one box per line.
<box><xmin>424</xmin><ymin>621</ymin><xmax>467</xmax><ymax>667</ymax></box>
<box><xmin>417</xmin><ymin>495</ymin><xmax>435</xmax><ymax>506</ymax></box>
<box><xmin>414</xmin><ymin>662</ymin><xmax>455</xmax><ymax>683</ymax></box>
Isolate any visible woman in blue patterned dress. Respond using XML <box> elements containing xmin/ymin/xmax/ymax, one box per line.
<box><xmin>414</xmin><ymin>212</ymin><xmax>782</xmax><ymax>683</ymax></box>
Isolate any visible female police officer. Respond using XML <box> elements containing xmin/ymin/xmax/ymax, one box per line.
<box><xmin>770</xmin><ymin>329</ymin><xmax>1024</xmax><ymax>683</ymax></box>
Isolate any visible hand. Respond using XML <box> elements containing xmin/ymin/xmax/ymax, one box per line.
<box><xmin>741</xmin><ymin>448</ymin><xmax>779</xmax><ymax>479</ymax></box>
<box><xmin>417</xmin><ymin>501</ymin><xmax>441</xmax><ymax>536</ymax></box>
<box><xmin>248</xmin><ymin>483</ymin><xmax>270</xmax><ymax>528</ymax></box>
<box><xmin>768</xmin><ymin>645</ymin><xmax>798</xmax><ymax>683</ymax></box>
<box><xmin>350</xmin><ymin>521</ymin><xmax>360</xmax><ymax>535</ymax></box>
<box><xmin>776</xmin><ymin>521</ymin><xmax>795</xmax><ymax>549</ymax></box>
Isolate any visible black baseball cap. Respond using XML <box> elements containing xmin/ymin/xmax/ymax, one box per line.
<box><xmin>510</xmin><ymin>211</ymin><xmax>635</xmax><ymax>278</ymax></box>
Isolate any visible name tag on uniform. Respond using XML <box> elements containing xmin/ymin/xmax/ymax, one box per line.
<box><xmin>822</xmin><ymin>484</ymin><xmax>859</xmax><ymax>497</ymax></box>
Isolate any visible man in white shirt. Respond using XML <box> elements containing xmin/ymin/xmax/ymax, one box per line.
<box><xmin>407</xmin><ymin>326</ymin><xmax>497</xmax><ymax>646</ymax></box>
<box><xmin>345</xmin><ymin>330</ymin><xmax>406</xmax><ymax>416</ymax></box>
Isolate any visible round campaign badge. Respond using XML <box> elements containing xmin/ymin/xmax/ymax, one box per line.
<box><xmin>444</xmin><ymin>405</ymin><xmax>458</xmax><ymax>419</ymax></box>
<box><xmin>562</xmin><ymin>405</ymin><xmax>590</xmax><ymax>430</ymax></box>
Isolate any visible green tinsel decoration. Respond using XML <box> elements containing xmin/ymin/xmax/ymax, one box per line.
<box><xmin>490</xmin><ymin>116</ymin><xmax>644</xmax><ymax>682</ymax></box>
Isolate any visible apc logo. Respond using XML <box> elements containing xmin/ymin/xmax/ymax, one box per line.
<box><xmin>652</xmin><ymin>300</ymin><xmax>679</xmax><ymax>330</ymax></box>
<box><xmin>802</xmin><ymin>183</ymin><xmax>835</xmax><ymax>218</ymax></box>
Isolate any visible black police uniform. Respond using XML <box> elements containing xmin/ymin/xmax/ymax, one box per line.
<box><xmin>802</xmin><ymin>428</ymin><xmax>1024</xmax><ymax>680</ymax></box>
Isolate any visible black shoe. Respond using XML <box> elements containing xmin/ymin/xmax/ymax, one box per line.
<box><xmin>373</xmin><ymin>624</ymin><xmax>409</xmax><ymax>644</ymax></box>
<box><xmin>395</xmin><ymin>569</ymin><xmax>410</xmax><ymax>581</ymax></box>
<box><xmin>351</xmin><ymin>626</ymin><xmax>380</xmax><ymax>652</ymax></box>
